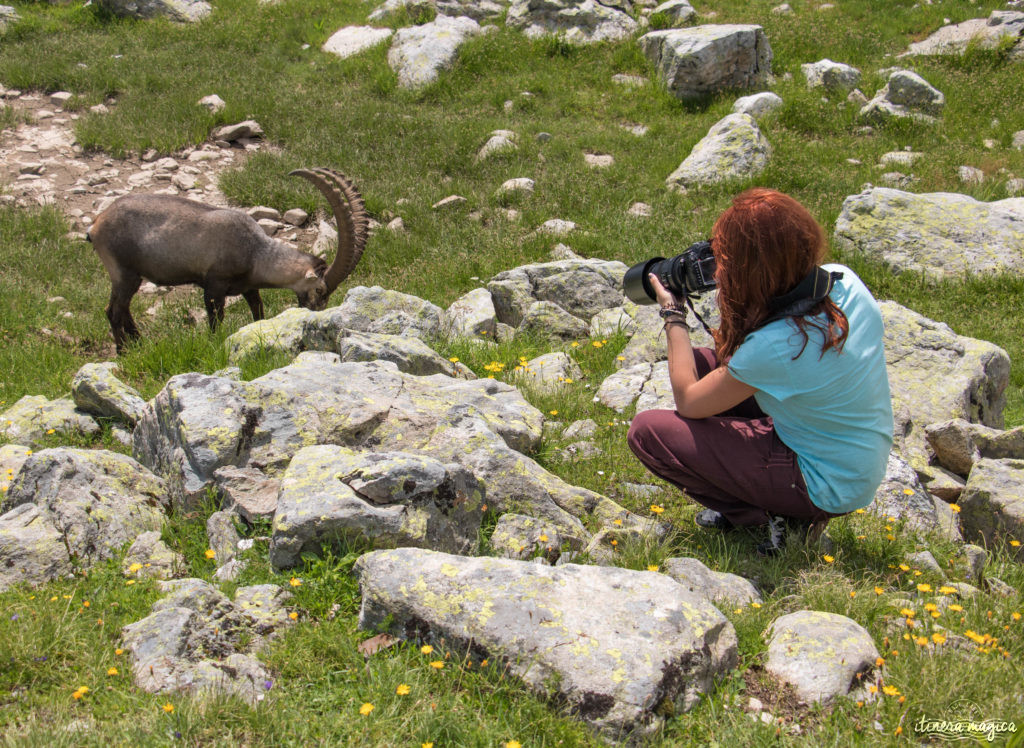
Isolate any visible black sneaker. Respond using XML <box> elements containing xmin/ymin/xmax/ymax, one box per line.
<box><xmin>695</xmin><ymin>509</ymin><xmax>734</xmax><ymax>530</ymax></box>
<box><xmin>756</xmin><ymin>514</ymin><xmax>812</xmax><ymax>557</ymax></box>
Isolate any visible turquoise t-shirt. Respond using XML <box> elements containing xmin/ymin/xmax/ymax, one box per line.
<box><xmin>726</xmin><ymin>264</ymin><xmax>893</xmax><ymax>514</ymax></box>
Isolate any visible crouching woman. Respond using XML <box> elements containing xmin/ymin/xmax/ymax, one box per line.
<box><xmin>627</xmin><ymin>188</ymin><xmax>893</xmax><ymax>555</ymax></box>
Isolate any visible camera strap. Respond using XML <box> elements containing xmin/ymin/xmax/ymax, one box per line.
<box><xmin>761</xmin><ymin>267</ymin><xmax>843</xmax><ymax>327</ymax></box>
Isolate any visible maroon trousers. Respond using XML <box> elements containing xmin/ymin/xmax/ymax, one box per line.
<box><xmin>626</xmin><ymin>348</ymin><xmax>835</xmax><ymax>527</ymax></box>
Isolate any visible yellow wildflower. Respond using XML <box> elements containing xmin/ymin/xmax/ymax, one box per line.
<box><xmin>448</xmin><ymin>357</ymin><xmax>459</xmax><ymax>363</ymax></box>
<box><xmin>162</xmin><ymin>703</ymin><xmax>174</xmax><ymax>713</ymax></box>
<box><xmin>289</xmin><ymin>578</ymin><xmax>302</xmax><ymax>587</ymax></box>
<box><xmin>359</xmin><ymin>703</ymin><xmax>374</xmax><ymax>716</ymax></box>
<box><xmin>938</xmin><ymin>586</ymin><xmax>957</xmax><ymax>595</ymax></box>
<box><xmin>949</xmin><ymin>504</ymin><xmax>961</xmax><ymax>513</ymax></box>
<box><xmin>396</xmin><ymin>684</ymin><xmax>411</xmax><ymax>695</ymax></box>
<box><xmin>898</xmin><ymin>564</ymin><xmax>910</xmax><ymax>572</ymax></box>
<box><xmin>875</xmin><ymin>657</ymin><xmax>885</xmax><ymax>666</ymax></box>
<box><xmin>1010</xmin><ymin>540</ymin><xmax>1021</xmax><ymax>547</ymax></box>
<box><xmin>649</xmin><ymin>504</ymin><xmax>664</xmax><ymax>514</ymax></box>
<box><xmin>855</xmin><ymin>508</ymin><xmax>866</xmax><ymax>514</ymax></box>
<box><xmin>538</xmin><ymin>534</ymin><xmax>548</xmax><ymax>542</ymax></box>
<box><xmin>902</xmin><ymin>488</ymin><xmax>914</xmax><ymax>496</ymax></box>
<box><xmin>647</xmin><ymin>565</ymin><xmax>659</xmax><ymax>572</ymax></box>
<box><xmin>1012</xmin><ymin>612</ymin><xmax>1021</xmax><ymax>621</ymax></box>
<box><xmin>932</xmin><ymin>633</ymin><xmax>947</xmax><ymax>645</ymax></box>
<box><xmin>917</xmin><ymin>583</ymin><xmax>932</xmax><ymax>593</ymax></box>
<box><xmin>549</xmin><ymin>410</ymin><xmax>558</xmax><ymax>416</ymax></box>
<box><xmin>948</xmin><ymin>604</ymin><xmax>964</xmax><ymax>613</ymax></box>
<box><xmin>429</xmin><ymin>661</ymin><xmax>444</xmax><ymax>669</ymax></box>
<box><xmin>507</xmin><ymin>742</ymin><xmax>522</xmax><ymax>748</ymax></box>
<box><xmin>899</xmin><ymin>608</ymin><xmax>916</xmax><ymax>618</ymax></box>
<box><xmin>204</xmin><ymin>549</ymin><xmax>216</xmax><ymax>559</ymax></box>
<box><xmin>874</xmin><ymin>586</ymin><xmax>885</xmax><ymax>596</ymax></box>
<box><xmin>128</xmin><ymin>563</ymin><xmax>143</xmax><ymax>573</ymax></box>
<box><xmin>115</xmin><ymin>648</ymin><xmax>123</xmax><ymax>656</ymax></box>
<box><xmin>107</xmin><ymin>667</ymin><xmax>118</xmax><ymax>676</ymax></box>
<box><xmin>882</xmin><ymin>685</ymin><xmax>900</xmax><ymax>696</ymax></box>
<box><xmin>822</xmin><ymin>554</ymin><xmax>834</xmax><ymax>563</ymax></box>
<box><xmin>421</xmin><ymin>644</ymin><xmax>433</xmax><ymax>654</ymax></box>
<box><xmin>289</xmin><ymin>612</ymin><xmax>298</xmax><ymax>621</ymax></box>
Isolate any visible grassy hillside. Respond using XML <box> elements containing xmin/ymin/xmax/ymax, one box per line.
<box><xmin>1</xmin><ymin>0</ymin><xmax>1022</xmax><ymax>745</ymax></box>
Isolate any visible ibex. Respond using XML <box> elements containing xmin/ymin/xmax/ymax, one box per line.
<box><xmin>88</xmin><ymin>168</ymin><xmax>368</xmax><ymax>352</ymax></box>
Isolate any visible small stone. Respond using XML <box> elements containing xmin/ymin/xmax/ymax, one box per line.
<box><xmin>628</xmin><ymin>202</ymin><xmax>652</xmax><ymax>217</ymax></box>
<box><xmin>247</xmin><ymin>206</ymin><xmax>281</xmax><ymax>222</ymax></box>
<box><xmin>958</xmin><ymin>165</ymin><xmax>984</xmax><ymax>185</ymax></box>
<box><xmin>432</xmin><ymin>195</ymin><xmax>467</xmax><ymax>210</ymax></box>
<box><xmin>50</xmin><ymin>91</ymin><xmax>74</xmax><ymax>108</ymax></box>
<box><xmin>198</xmin><ymin>94</ymin><xmax>226</xmax><ymax>113</ymax></box>
<box><xmin>584</xmin><ymin>153</ymin><xmax>614</xmax><ymax>168</ymax></box>
<box><xmin>282</xmin><ymin>208</ymin><xmax>308</xmax><ymax>226</ymax></box>
<box><xmin>536</xmin><ymin>132</ymin><xmax>552</xmax><ymax>143</ymax></box>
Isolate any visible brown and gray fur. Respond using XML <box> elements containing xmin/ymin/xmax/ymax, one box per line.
<box><xmin>88</xmin><ymin>168</ymin><xmax>367</xmax><ymax>352</ymax></box>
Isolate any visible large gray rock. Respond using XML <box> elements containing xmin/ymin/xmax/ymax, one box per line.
<box><xmin>0</xmin><ymin>5</ymin><xmax>20</xmax><ymax>31</ymax></box>
<box><xmin>900</xmin><ymin>11</ymin><xmax>1024</xmax><ymax>60</ymax></box>
<box><xmin>332</xmin><ymin>285</ymin><xmax>445</xmax><ymax>339</ymax></box>
<box><xmin>121</xmin><ymin>578</ymin><xmax>292</xmax><ymax>703</ymax></box>
<box><xmin>834</xmin><ymin>188</ymin><xmax>1024</xmax><ymax>279</ymax></box>
<box><xmin>443</xmin><ymin>287</ymin><xmax>498</xmax><ymax>339</ymax></box>
<box><xmin>387</xmin><ymin>15</ymin><xmax>485</xmax><ymax>89</ymax></box>
<box><xmin>925</xmin><ymin>419</ymin><xmax>1024</xmax><ymax>477</ymax></box>
<box><xmin>94</xmin><ymin>0</ymin><xmax>211</xmax><ymax>21</ymax></box>
<box><xmin>958</xmin><ymin>458</ymin><xmax>1024</xmax><ymax>560</ymax></box>
<box><xmin>506</xmin><ymin>0</ymin><xmax>638</xmax><ymax>43</ymax></box>
<box><xmin>514</xmin><ymin>351</ymin><xmax>583</xmax><ymax>392</ymax></box>
<box><xmin>881</xmin><ymin>301</ymin><xmax>1010</xmax><ymax>471</ymax></box>
<box><xmin>765</xmin><ymin>611</ymin><xmax>879</xmax><ymax>705</ymax></box>
<box><xmin>71</xmin><ymin>361</ymin><xmax>149</xmax><ymax>427</ymax></box>
<box><xmin>859</xmin><ymin>69</ymin><xmax>945</xmax><ymax>123</ymax></box>
<box><xmin>517</xmin><ymin>300</ymin><xmax>590</xmax><ymax>341</ymax></box>
<box><xmin>354</xmin><ymin>548</ymin><xmax>738</xmax><ymax>738</ymax></box>
<box><xmin>660</xmin><ymin>557</ymin><xmax>762</xmax><ymax>608</ymax></box>
<box><xmin>269</xmin><ymin>445</ymin><xmax>485</xmax><ymax>568</ymax></box>
<box><xmin>0</xmin><ymin>395</ymin><xmax>99</xmax><ymax>447</ymax></box>
<box><xmin>321</xmin><ymin>26</ymin><xmax>394</xmax><ymax>59</ymax></box>
<box><xmin>652</xmin><ymin>0</ymin><xmax>695</xmax><ymax>24</ymax></box>
<box><xmin>0</xmin><ymin>504</ymin><xmax>74</xmax><ymax>592</ymax></box>
<box><xmin>489</xmin><ymin>512</ymin><xmax>568</xmax><ymax>562</ymax></box>
<box><xmin>665</xmin><ymin>113</ymin><xmax>771</xmax><ymax>191</ymax></box>
<box><xmin>487</xmin><ymin>257</ymin><xmax>629</xmax><ymax>328</ymax></box>
<box><xmin>3</xmin><ymin>448</ymin><xmax>168</xmax><ymax>565</ymax></box>
<box><xmin>639</xmin><ymin>25</ymin><xmax>772</xmax><ymax>101</ymax></box>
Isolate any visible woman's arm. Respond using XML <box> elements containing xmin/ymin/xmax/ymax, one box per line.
<box><xmin>650</xmin><ymin>274</ymin><xmax>757</xmax><ymax>419</ymax></box>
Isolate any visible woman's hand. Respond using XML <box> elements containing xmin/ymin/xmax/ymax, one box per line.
<box><xmin>649</xmin><ymin>273</ymin><xmax>683</xmax><ymax>309</ymax></box>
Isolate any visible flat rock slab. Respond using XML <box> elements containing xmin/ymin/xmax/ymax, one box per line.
<box><xmin>354</xmin><ymin>548</ymin><xmax>738</xmax><ymax>739</ymax></box>
<box><xmin>0</xmin><ymin>395</ymin><xmax>99</xmax><ymax>447</ymax></box>
<box><xmin>765</xmin><ymin>611</ymin><xmax>879</xmax><ymax>705</ymax></box>
<box><xmin>639</xmin><ymin>25</ymin><xmax>772</xmax><ymax>101</ymax></box>
<box><xmin>506</xmin><ymin>0</ymin><xmax>638</xmax><ymax>44</ymax></box>
<box><xmin>901</xmin><ymin>11</ymin><xmax>1024</xmax><ymax>60</ymax></box>
<box><xmin>660</xmin><ymin>557</ymin><xmax>762</xmax><ymax>608</ymax></box>
<box><xmin>834</xmin><ymin>188</ymin><xmax>1024</xmax><ymax>279</ymax></box>
<box><xmin>322</xmin><ymin>26</ymin><xmax>394</xmax><ymax>59</ymax></box>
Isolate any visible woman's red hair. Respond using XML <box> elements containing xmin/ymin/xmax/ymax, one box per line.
<box><xmin>711</xmin><ymin>188</ymin><xmax>848</xmax><ymax>360</ymax></box>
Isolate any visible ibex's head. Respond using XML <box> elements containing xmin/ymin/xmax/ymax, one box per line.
<box><xmin>294</xmin><ymin>262</ymin><xmax>330</xmax><ymax>311</ymax></box>
<box><xmin>290</xmin><ymin>168</ymin><xmax>369</xmax><ymax>310</ymax></box>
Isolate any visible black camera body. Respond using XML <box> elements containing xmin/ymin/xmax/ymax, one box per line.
<box><xmin>623</xmin><ymin>240</ymin><xmax>717</xmax><ymax>305</ymax></box>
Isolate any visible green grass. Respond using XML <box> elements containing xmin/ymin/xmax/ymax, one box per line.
<box><xmin>1</xmin><ymin>0</ymin><xmax>1023</xmax><ymax>744</ymax></box>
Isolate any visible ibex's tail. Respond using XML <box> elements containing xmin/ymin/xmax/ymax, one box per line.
<box><xmin>85</xmin><ymin>231</ymin><xmax>92</xmax><ymax>243</ymax></box>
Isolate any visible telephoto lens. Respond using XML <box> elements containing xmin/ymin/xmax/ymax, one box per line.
<box><xmin>622</xmin><ymin>240</ymin><xmax>717</xmax><ymax>305</ymax></box>
<box><xmin>622</xmin><ymin>257</ymin><xmax>667</xmax><ymax>305</ymax></box>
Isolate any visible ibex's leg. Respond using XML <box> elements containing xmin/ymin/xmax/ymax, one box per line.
<box><xmin>242</xmin><ymin>290</ymin><xmax>264</xmax><ymax>321</ymax></box>
<box><xmin>106</xmin><ymin>272</ymin><xmax>142</xmax><ymax>353</ymax></box>
<box><xmin>202</xmin><ymin>286</ymin><xmax>227</xmax><ymax>330</ymax></box>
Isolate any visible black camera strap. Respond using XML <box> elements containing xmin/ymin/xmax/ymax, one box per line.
<box><xmin>760</xmin><ymin>267</ymin><xmax>843</xmax><ymax>327</ymax></box>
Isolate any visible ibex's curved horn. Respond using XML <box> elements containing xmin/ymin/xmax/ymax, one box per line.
<box><xmin>289</xmin><ymin>168</ymin><xmax>369</xmax><ymax>296</ymax></box>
